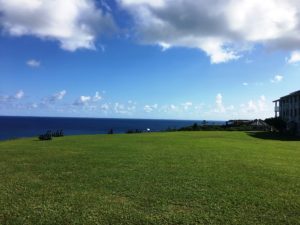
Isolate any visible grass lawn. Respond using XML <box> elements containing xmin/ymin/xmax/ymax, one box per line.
<box><xmin>0</xmin><ymin>131</ymin><xmax>299</xmax><ymax>225</ymax></box>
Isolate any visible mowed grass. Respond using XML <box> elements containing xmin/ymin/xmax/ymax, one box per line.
<box><xmin>0</xmin><ymin>132</ymin><xmax>299</xmax><ymax>225</ymax></box>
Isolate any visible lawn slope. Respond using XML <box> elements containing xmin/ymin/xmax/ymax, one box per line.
<box><xmin>0</xmin><ymin>132</ymin><xmax>299</xmax><ymax>224</ymax></box>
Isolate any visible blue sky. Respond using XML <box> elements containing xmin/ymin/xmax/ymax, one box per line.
<box><xmin>1</xmin><ymin>0</ymin><xmax>300</xmax><ymax>120</ymax></box>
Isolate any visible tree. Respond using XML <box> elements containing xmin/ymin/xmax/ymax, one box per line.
<box><xmin>265</xmin><ymin>117</ymin><xmax>286</xmax><ymax>133</ymax></box>
<box><xmin>108</xmin><ymin>129</ymin><xmax>114</xmax><ymax>134</ymax></box>
<box><xmin>192</xmin><ymin>123</ymin><xmax>198</xmax><ymax>130</ymax></box>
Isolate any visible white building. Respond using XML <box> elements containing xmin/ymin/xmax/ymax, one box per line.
<box><xmin>273</xmin><ymin>90</ymin><xmax>300</xmax><ymax>134</ymax></box>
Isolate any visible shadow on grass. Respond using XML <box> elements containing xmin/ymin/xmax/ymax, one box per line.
<box><xmin>247</xmin><ymin>131</ymin><xmax>300</xmax><ymax>141</ymax></box>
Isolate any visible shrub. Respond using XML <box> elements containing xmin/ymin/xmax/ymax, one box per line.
<box><xmin>38</xmin><ymin>131</ymin><xmax>52</xmax><ymax>141</ymax></box>
<box><xmin>265</xmin><ymin>117</ymin><xmax>286</xmax><ymax>132</ymax></box>
<box><xmin>126</xmin><ymin>129</ymin><xmax>142</xmax><ymax>134</ymax></box>
<box><xmin>38</xmin><ymin>129</ymin><xmax>64</xmax><ymax>141</ymax></box>
<box><xmin>108</xmin><ymin>129</ymin><xmax>114</xmax><ymax>134</ymax></box>
<box><xmin>52</xmin><ymin>129</ymin><xmax>64</xmax><ymax>137</ymax></box>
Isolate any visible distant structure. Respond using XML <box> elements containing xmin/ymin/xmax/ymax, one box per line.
<box><xmin>227</xmin><ymin>119</ymin><xmax>270</xmax><ymax>130</ymax></box>
<box><xmin>273</xmin><ymin>90</ymin><xmax>300</xmax><ymax>134</ymax></box>
<box><xmin>227</xmin><ymin>120</ymin><xmax>251</xmax><ymax>126</ymax></box>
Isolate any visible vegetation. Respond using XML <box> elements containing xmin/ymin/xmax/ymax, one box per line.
<box><xmin>38</xmin><ymin>130</ymin><xmax>64</xmax><ymax>141</ymax></box>
<box><xmin>38</xmin><ymin>131</ymin><xmax>52</xmax><ymax>141</ymax></box>
<box><xmin>108</xmin><ymin>129</ymin><xmax>114</xmax><ymax>134</ymax></box>
<box><xmin>265</xmin><ymin>117</ymin><xmax>287</xmax><ymax>132</ymax></box>
<box><xmin>51</xmin><ymin>129</ymin><xmax>64</xmax><ymax>138</ymax></box>
<box><xmin>0</xmin><ymin>132</ymin><xmax>299</xmax><ymax>224</ymax></box>
<box><xmin>174</xmin><ymin>122</ymin><xmax>269</xmax><ymax>132</ymax></box>
<box><xmin>126</xmin><ymin>129</ymin><xmax>143</xmax><ymax>134</ymax></box>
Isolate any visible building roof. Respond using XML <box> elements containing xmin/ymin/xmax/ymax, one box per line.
<box><xmin>249</xmin><ymin>119</ymin><xmax>270</xmax><ymax>127</ymax></box>
<box><xmin>273</xmin><ymin>90</ymin><xmax>300</xmax><ymax>102</ymax></box>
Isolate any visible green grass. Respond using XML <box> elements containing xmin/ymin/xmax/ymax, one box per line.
<box><xmin>0</xmin><ymin>131</ymin><xmax>299</xmax><ymax>225</ymax></box>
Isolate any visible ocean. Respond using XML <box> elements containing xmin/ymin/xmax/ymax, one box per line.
<box><xmin>0</xmin><ymin>116</ymin><xmax>225</xmax><ymax>141</ymax></box>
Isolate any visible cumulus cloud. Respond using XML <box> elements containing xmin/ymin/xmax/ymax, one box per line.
<box><xmin>0</xmin><ymin>90</ymin><xmax>28</xmax><ymax>111</ymax></box>
<box><xmin>182</xmin><ymin>102</ymin><xmax>193</xmax><ymax>110</ymax></box>
<box><xmin>101</xmin><ymin>103</ymin><xmax>109</xmax><ymax>111</ymax></box>
<box><xmin>271</xmin><ymin>75</ymin><xmax>283</xmax><ymax>83</ymax></box>
<box><xmin>215</xmin><ymin>93</ymin><xmax>225</xmax><ymax>113</ymax></box>
<box><xmin>240</xmin><ymin>95</ymin><xmax>268</xmax><ymax>115</ymax></box>
<box><xmin>14</xmin><ymin>90</ymin><xmax>24</xmax><ymax>99</ymax></box>
<box><xmin>43</xmin><ymin>90</ymin><xmax>67</xmax><ymax>104</ymax></box>
<box><xmin>144</xmin><ymin>104</ymin><xmax>158</xmax><ymax>113</ymax></box>
<box><xmin>170</xmin><ymin>104</ymin><xmax>176</xmax><ymax>110</ymax></box>
<box><xmin>53</xmin><ymin>90</ymin><xmax>67</xmax><ymax>100</ymax></box>
<box><xmin>159</xmin><ymin>104</ymin><xmax>180</xmax><ymax>113</ymax></box>
<box><xmin>31</xmin><ymin>103</ymin><xmax>38</xmax><ymax>108</ymax></box>
<box><xmin>119</xmin><ymin>0</ymin><xmax>300</xmax><ymax>63</ymax></box>
<box><xmin>93</xmin><ymin>91</ymin><xmax>102</xmax><ymax>101</ymax></box>
<box><xmin>212</xmin><ymin>93</ymin><xmax>236</xmax><ymax>115</ymax></box>
<box><xmin>114</xmin><ymin>102</ymin><xmax>134</xmax><ymax>114</ymax></box>
<box><xmin>286</xmin><ymin>51</ymin><xmax>300</xmax><ymax>64</ymax></box>
<box><xmin>0</xmin><ymin>0</ymin><xmax>116</xmax><ymax>51</ymax></box>
<box><xmin>74</xmin><ymin>95</ymin><xmax>91</xmax><ymax>105</ymax></box>
<box><xmin>26</xmin><ymin>59</ymin><xmax>40</xmax><ymax>67</ymax></box>
<box><xmin>0</xmin><ymin>90</ymin><xmax>25</xmax><ymax>103</ymax></box>
<box><xmin>73</xmin><ymin>91</ymin><xmax>103</xmax><ymax>106</ymax></box>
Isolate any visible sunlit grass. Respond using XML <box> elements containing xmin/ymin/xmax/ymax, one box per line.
<box><xmin>0</xmin><ymin>132</ymin><xmax>299</xmax><ymax>224</ymax></box>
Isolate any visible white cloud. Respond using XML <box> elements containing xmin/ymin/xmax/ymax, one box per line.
<box><xmin>182</xmin><ymin>102</ymin><xmax>193</xmax><ymax>110</ymax></box>
<box><xmin>93</xmin><ymin>91</ymin><xmax>102</xmax><ymax>102</ymax></box>
<box><xmin>144</xmin><ymin>104</ymin><xmax>158</xmax><ymax>113</ymax></box>
<box><xmin>170</xmin><ymin>104</ymin><xmax>176</xmax><ymax>110</ymax></box>
<box><xmin>227</xmin><ymin>105</ymin><xmax>235</xmax><ymax>111</ymax></box>
<box><xmin>79</xmin><ymin>96</ymin><xmax>91</xmax><ymax>103</ymax></box>
<box><xmin>0</xmin><ymin>90</ymin><xmax>24</xmax><ymax>103</ymax></box>
<box><xmin>271</xmin><ymin>75</ymin><xmax>283</xmax><ymax>83</ymax></box>
<box><xmin>242</xmin><ymin>82</ymin><xmax>248</xmax><ymax>86</ymax></box>
<box><xmin>14</xmin><ymin>90</ymin><xmax>24</xmax><ymax>99</ymax></box>
<box><xmin>54</xmin><ymin>90</ymin><xmax>67</xmax><ymax>100</ymax></box>
<box><xmin>159</xmin><ymin>104</ymin><xmax>179</xmax><ymax>113</ymax></box>
<box><xmin>121</xmin><ymin>0</ymin><xmax>165</xmax><ymax>8</ymax></box>
<box><xmin>74</xmin><ymin>95</ymin><xmax>91</xmax><ymax>106</ymax></box>
<box><xmin>258</xmin><ymin>95</ymin><xmax>267</xmax><ymax>111</ymax></box>
<box><xmin>101</xmin><ymin>103</ymin><xmax>109</xmax><ymax>111</ymax></box>
<box><xmin>3</xmin><ymin>0</ymin><xmax>300</xmax><ymax>62</ymax></box>
<box><xmin>0</xmin><ymin>0</ymin><xmax>115</xmax><ymax>51</ymax></box>
<box><xmin>159</xmin><ymin>42</ymin><xmax>171</xmax><ymax>51</ymax></box>
<box><xmin>73</xmin><ymin>91</ymin><xmax>103</xmax><ymax>106</ymax></box>
<box><xmin>210</xmin><ymin>94</ymin><xmax>235</xmax><ymax>116</ymax></box>
<box><xmin>240</xmin><ymin>95</ymin><xmax>269</xmax><ymax>115</ymax></box>
<box><xmin>127</xmin><ymin>102</ymin><xmax>136</xmax><ymax>112</ymax></box>
<box><xmin>119</xmin><ymin>0</ymin><xmax>300</xmax><ymax>63</ymax></box>
<box><xmin>144</xmin><ymin>105</ymin><xmax>153</xmax><ymax>113</ymax></box>
<box><xmin>286</xmin><ymin>51</ymin><xmax>300</xmax><ymax>64</ymax></box>
<box><xmin>114</xmin><ymin>102</ymin><xmax>126</xmax><ymax>114</ymax></box>
<box><xmin>207</xmin><ymin>94</ymin><xmax>272</xmax><ymax>119</ymax></box>
<box><xmin>43</xmin><ymin>90</ymin><xmax>67</xmax><ymax>104</ymax></box>
<box><xmin>194</xmin><ymin>104</ymin><xmax>205</xmax><ymax>112</ymax></box>
<box><xmin>113</xmin><ymin>101</ymin><xmax>136</xmax><ymax>114</ymax></box>
<box><xmin>215</xmin><ymin>93</ymin><xmax>225</xmax><ymax>113</ymax></box>
<box><xmin>26</xmin><ymin>59</ymin><xmax>40</xmax><ymax>67</ymax></box>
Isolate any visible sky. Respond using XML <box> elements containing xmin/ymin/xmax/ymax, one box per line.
<box><xmin>1</xmin><ymin>0</ymin><xmax>300</xmax><ymax>120</ymax></box>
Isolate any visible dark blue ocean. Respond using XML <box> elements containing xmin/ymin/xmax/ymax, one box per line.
<box><xmin>0</xmin><ymin>116</ymin><xmax>225</xmax><ymax>141</ymax></box>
